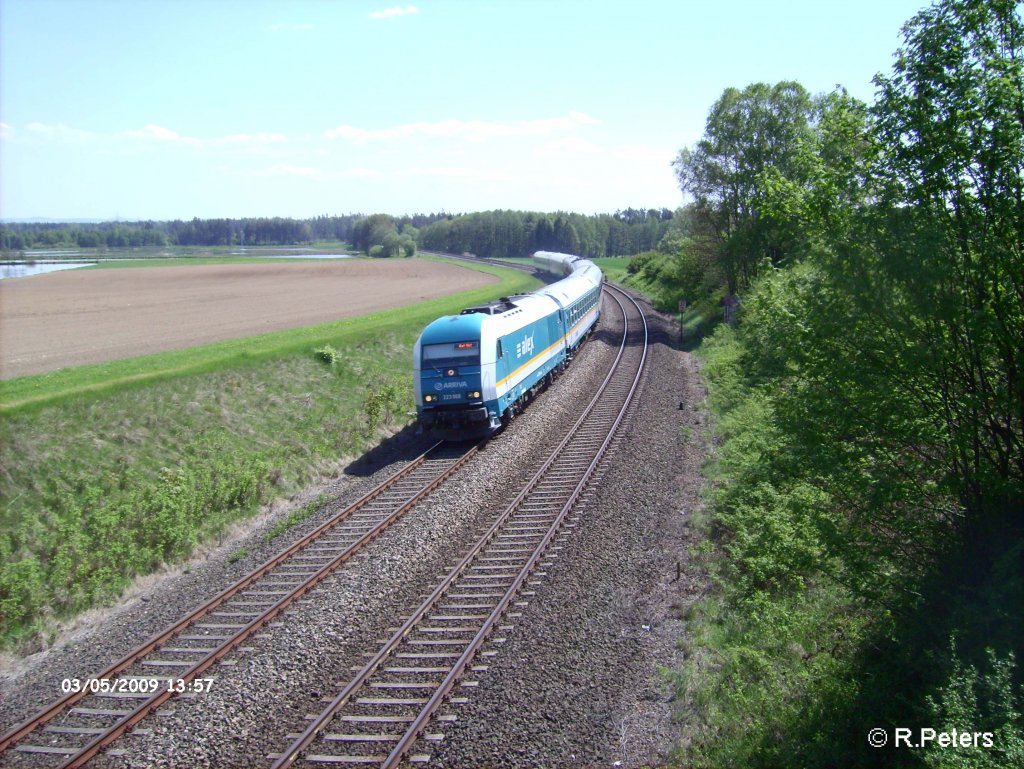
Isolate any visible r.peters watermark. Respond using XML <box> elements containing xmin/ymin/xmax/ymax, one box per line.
<box><xmin>868</xmin><ymin>727</ymin><xmax>995</xmax><ymax>749</ymax></box>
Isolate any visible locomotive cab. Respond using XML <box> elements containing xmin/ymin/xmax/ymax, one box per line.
<box><xmin>414</xmin><ymin>312</ymin><xmax>500</xmax><ymax>435</ymax></box>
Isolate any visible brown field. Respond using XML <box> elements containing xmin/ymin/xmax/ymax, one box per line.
<box><xmin>0</xmin><ymin>259</ymin><xmax>498</xmax><ymax>379</ymax></box>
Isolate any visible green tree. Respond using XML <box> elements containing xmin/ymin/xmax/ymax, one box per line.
<box><xmin>868</xmin><ymin>0</ymin><xmax>1024</xmax><ymax>548</ymax></box>
<box><xmin>676</xmin><ymin>2</ymin><xmax>1024</xmax><ymax>764</ymax></box>
<box><xmin>673</xmin><ymin>81</ymin><xmax>817</xmax><ymax>292</ymax></box>
<box><xmin>353</xmin><ymin>213</ymin><xmax>399</xmax><ymax>255</ymax></box>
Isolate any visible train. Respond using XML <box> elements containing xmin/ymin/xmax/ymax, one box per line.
<box><xmin>413</xmin><ymin>251</ymin><xmax>604</xmax><ymax>437</ymax></box>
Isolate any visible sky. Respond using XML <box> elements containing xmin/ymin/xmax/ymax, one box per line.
<box><xmin>0</xmin><ymin>0</ymin><xmax>930</xmax><ymax>221</ymax></box>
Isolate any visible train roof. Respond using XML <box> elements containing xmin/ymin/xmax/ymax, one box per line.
<box><xmin>418</xmin><ymin>312</ymin><xmax>485</xmax><ymax>345</ymax></box>
<box><xmin>418</xmin><ymin>292</ymin><xmax>561</xmax><ymax>345</ymax></box>
<box><xmin>417</xmin><ymin>252</ymin><xmax>602</xmax><ymax>347</ymax></box>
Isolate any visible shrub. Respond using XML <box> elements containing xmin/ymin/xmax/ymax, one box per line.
<box><xmin>360</xmin><ymin>377</ymin><xmax>408</xmax><ymax>435</ymax></box>
<box><xmin>923</xmin><ymin>645</ymin><xmax>1024</xmax><ymax>769</ymax></box>
<box><xmin>313</xmin><ymin>345</ymin><xmax>339</xmax><ymax>366</ymax></box>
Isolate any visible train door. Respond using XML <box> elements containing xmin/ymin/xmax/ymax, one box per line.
<box><xmin>548</xmin><ymin>313</ymin><xmax>562</xmax><ymax>360</ymax></box>
<box><xmin>495</xmin><ymin>336</ymin><xmax>508</xmax><ymax>401</ymax></box>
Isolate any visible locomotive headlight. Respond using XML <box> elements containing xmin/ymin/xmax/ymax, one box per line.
<box><xmin>470</xmin><ymin>391</ymin><xmax>481</xmax><ymax>399</ymax></box>
<box><xmin>424</xmin><ymin>395</ymin><xmax>434</xmax><ymax>403</ymax></box>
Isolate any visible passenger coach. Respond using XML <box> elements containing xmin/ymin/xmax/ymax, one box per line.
<box><xmin>414</xmin><ymin>252</ymin><xmax>602</xmax><ymax>437</ymax></box>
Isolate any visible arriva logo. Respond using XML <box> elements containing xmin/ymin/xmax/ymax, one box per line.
<box><xmin>516</xmin><ymin>334</ymin><xmax>535</xmax><ymax>359</ymax></box>
<box><xmin>435</xmin><ymin>381</ymin><xmax>468</xmax><ymax>391</ymax></box>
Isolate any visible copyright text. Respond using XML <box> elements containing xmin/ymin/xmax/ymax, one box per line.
<box><xmin>868</xmin><ymin>727</ymin><xmax>994</xmax><ymax>749</ymax></box>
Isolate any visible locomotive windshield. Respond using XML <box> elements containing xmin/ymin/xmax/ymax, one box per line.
<box><xmin>422</xmin><ymin>341</ymin><xmax>480</xmax><ymax>367</ymax></box>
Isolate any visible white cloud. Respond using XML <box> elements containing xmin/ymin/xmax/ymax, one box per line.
<box><xmin>566</xmin><ymin>111</ymin><xmax>601</xmax><ymax>126</ymax></box>
<box><xmin>26</xmin><ymin>122</ymin><xmax>95</xmax><ymax>142</ymax></box>
<box><xmin>0</xmin><ymin>123</ymin><xmax>12</xmax><ymax>141</ymax></box>
<box><xmin>117</xmin><ymin>124</ymin><xmax>198</xmax><ymax>145</ymax></box>
<box><xmin>323</xmin><ymin>112</ymin><xmax>601</xmax><ymax>143</ymax></box>
<box><xmin>114</xmin><ymin>125</ymin><xmax>288</xmax><ymax>149</ymax></box>
<box><xmin>369</xmin><ymin>5</ymin><xmax>419</xmax><ymax>20</ymax></box>
<box><xmin>15</xmin><ymin>121</ymin><xmax>289</xmax><ymax>151</ymax></box>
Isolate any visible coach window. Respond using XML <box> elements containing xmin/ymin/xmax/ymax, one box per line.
<box><xmin>497</xmin><ymin>339</ymin><xmax>504</xmax><ymax>359</ymax></box>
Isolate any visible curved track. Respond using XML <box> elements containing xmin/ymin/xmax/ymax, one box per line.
<box><xmin>0</xmin><ymin>444</ymin><xmax>479</xmax><ymax>767</ymax></box>
<box><xmin>270</xmin><ymin>284</ymin><xmax>647</xmax><ymax>768</ymax></box>
<box><xmin>2</xmin><ymin>282</ymin><xmax>647</xmax><ymax>769</ymax></box>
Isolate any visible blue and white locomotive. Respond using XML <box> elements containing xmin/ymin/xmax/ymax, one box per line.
<box><xmin>414</xmin><ymin>251</ymin><xmax>603</xmax><ymax>436</ymax></box>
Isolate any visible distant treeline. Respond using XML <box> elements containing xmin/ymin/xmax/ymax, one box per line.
<box><xmin>0</xmin><ymin>215</ymin><xmax>369</xmax><ymax>251</ymax></box>
<box><xmin>0</xmin><ymin>208</ymin><xmax>673</xmax><ymax>257</ymax></box>
<box><xmin>417</xmin><ymin>208</ymin><xmax>673</xmax><ymax>259</ymax></box>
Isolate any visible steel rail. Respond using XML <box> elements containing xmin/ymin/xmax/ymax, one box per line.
<box><xmin>271</xmin><ymin>285</ymin><xmax>647</xmax><ymax>768</ymax></box>
<box><xmin>382</xmin><ymin>286</ymin><xmax>647</xmax><ymax>768</ymax></box>
<box><xmin>417</xmin><ymin>250</ymin><xmax>537</xmax><ymax>274</ymax></box>
<box><xmin>0</xmin><ymin>440</ymin><xmax>479</xmax><ymax>767</ymax></box>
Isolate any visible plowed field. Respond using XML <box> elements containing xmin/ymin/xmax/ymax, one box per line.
<box><xmin>0</xmin><ymin>259</ymin><xmax>497</xmax><ymax>379</ymax></box>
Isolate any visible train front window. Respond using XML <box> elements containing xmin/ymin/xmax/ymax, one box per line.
<box><xmin>422</xmin><ymin>341</ymin><xmax>480</xmax><ymax>367</ymax></box>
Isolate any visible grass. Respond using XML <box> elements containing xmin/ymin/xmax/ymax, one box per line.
<box><xmin>592</xmin><ymin>256</ymin><xmax>632</xmax><ymax>285</ymax></box>
<box><xmin>263</xmin><ymin>493</ymin><xmax>330</xmax><ymax>543</ymax></box>
<box><xmin>0</xmin><ymin>258</ymin><xmax>537</xmax><ymax>414</ymax></box>
<box><xmin>592</xmin><ymin>254</ymin><xmax>721</xmax><ymax>348</ymax></box>
<box><xmin>0</xmin><ymin>257</ymin><xmax>539</xmax><ymax>650</ymax></box>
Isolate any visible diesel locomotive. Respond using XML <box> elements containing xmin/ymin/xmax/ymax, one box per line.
<box><xmin>413</xmin><ymin>251</ymin><xmax>603</xmax><ymax>437</ymax></box>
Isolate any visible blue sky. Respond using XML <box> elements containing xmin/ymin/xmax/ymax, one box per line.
<box><xmin>0</xmin><ymin>0</ymin><xmax>928</xmax><ymax>221</ymax></box>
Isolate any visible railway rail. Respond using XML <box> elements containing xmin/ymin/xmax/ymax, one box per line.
<box><xmin>418</xmin><ymin>250</ymin><xmax>537</xmax><ymax>274</ymax></box>
<box><xmin>0</xmin><ymin>444</ymin><xmax>480</xmax><ymax>768</ymax></box>
<box><xmin>2</xmin><ymin>282</ymin><xmax>647</xmax><ymax>769</ymax></box>
<box><xmin>270</xmin><ymin>283</ymin><xmax>647</xmax><ymax>768</ymax></box>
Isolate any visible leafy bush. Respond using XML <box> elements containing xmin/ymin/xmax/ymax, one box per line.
<box><xmin>313</xmin><ymin>344</ymin><xmax>339</xmax><ymax>366</ymax></box>
<box><xmin>922</xmin><ymin>646</ymin><xmax>1024</xmax><ymax>769</ymax></box>
<box><xmin>362</xmin><ymin>379</ymin><xmax>408</xmax><ymax>435</ymax></box>
<box><xmin>0</xmin><ymin>439</ymin><xmax>269</xmax><ymax>645</ymax></box>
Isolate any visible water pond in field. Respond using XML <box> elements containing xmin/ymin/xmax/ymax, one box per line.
<box><xmin>0</xmin><ymin>261</ymin><xmax>96</xmax><ymax>280</ymax></box>
<box><xmin>0</xmin><ymin>246</ymin><xmax>353</xmax><ymax>280</ymax></box>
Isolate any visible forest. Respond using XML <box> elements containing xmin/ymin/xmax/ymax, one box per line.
<box><xmin>0</xmin><ymin>208</ymin><xmax>671</xmax><ymax>258</ymax></box>
<box><xmin>642</xmin><ymin>0</ymin><xmax>1023</xmax><ymax>766</ymax></box>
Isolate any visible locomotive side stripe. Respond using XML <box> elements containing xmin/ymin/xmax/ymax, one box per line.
<box><xmin>496</xmin><ymin>338</ymin><xmax>563</xmax><ymax>390</ymax></box>
<box><xmin>494</xmin><ymin>304</ymin><xmax>600</xmax><ymax>392</ymax></box>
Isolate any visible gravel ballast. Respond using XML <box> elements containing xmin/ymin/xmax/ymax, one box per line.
<box><xmin>0</xmin><ymin>291</ymin><xmax>710</xmax><ymax>767</ymax></box>
<box><xmin>423</xmin><ymin>298</ymin><xmax>710</xmax><ymax>767</ymax></box>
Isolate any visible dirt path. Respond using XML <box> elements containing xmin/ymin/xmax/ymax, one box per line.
<box><xmin>0</xmin><ymin>259</ymin><xmax>497</xmax><ymax>379</ymax></box>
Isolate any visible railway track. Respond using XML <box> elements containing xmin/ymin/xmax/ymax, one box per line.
<box><xmin>418</xmin><ymin>250</ymin><xmax>537</xmax><ymax>274</ymax></box>
<box><xmin>2</xmin><ymin>282</ymin><xmax>646</xmax><ymax>769</ymax></box>
<box><xmin>0</xmin><ymin>443</ymin><xmax>480</xmax><ymax>768</ymax></box>
<box><xmin>269</xmin><ymin>283</ymin><xmax>647</xmax><ymax>768</ymax></box>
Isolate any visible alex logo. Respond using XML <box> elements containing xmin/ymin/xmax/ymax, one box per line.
<box><xmin>516</xmin><ymin>334</ymin><xmax>535</xmax><ymax>359</ymax></box>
